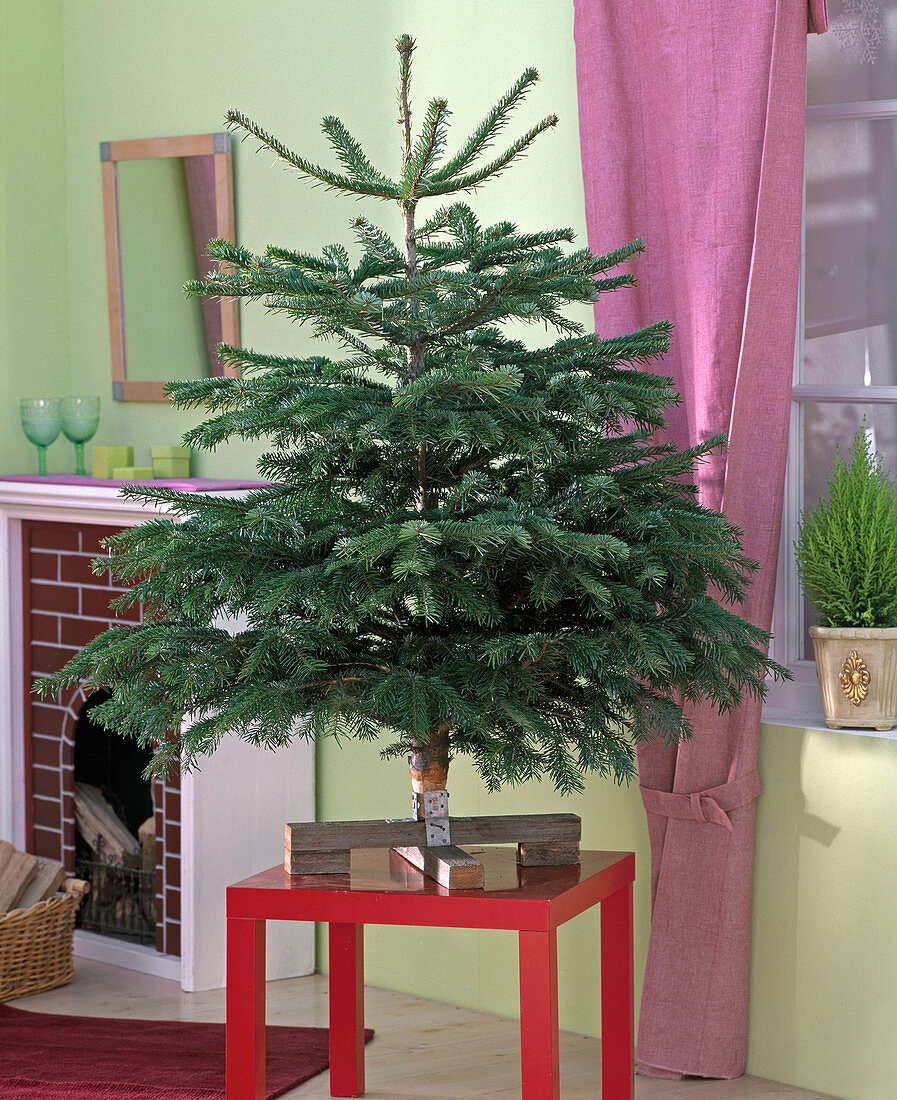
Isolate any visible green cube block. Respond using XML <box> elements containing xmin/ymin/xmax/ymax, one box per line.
<box><xmin>92</xmin><ymin>445</ymin><xmax>134</xmax><ymax>479</ymax></box>
<box><xmin>150</xmin><ymin>445</ymin><xmax>191</xmax><ymax>479</ymax></box>
<box><xmin>112</xmin><ymin>466</ymin><xmax>154</xmax><ymax>480</ymax></box>
<box><xmin>150</xmin><ymin>445</ymin><xmax>191</xmax><ymax>459</ymax></box>
<box><xmin>151</xmin><ymin>458</ymin><xmax>191</xmax><ymax>478</ymax></box>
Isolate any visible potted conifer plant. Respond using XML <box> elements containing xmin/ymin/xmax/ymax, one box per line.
<box><xmin>796</xmin><ymin>426</ymin><xmax>897</xmax><ymax>730</ymax></box>
<box><xmin>39</xmin><ymin>36</ymin><xmax>785</xmax><ymax>871</ymax></box>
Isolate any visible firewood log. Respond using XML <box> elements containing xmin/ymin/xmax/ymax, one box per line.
<box><xmin>15</xmin><ymin>858</ymin><xmax>67</xmax><ymax>909</ymax></box>
<box><xmin>0</xmin><ymin>841</ymin><xmax>39</xmax><ymax>913</ymax></box>
<box><xmin>73</xmin><ymin>782</ymin><xmax>140</xmax><ymax>861</ymax></box>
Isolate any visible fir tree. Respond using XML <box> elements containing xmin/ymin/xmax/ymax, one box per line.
<box><xmin>795</xmin><ymin>425</ymin><xmax>897</xmax><ymax>628</ymax></box>
<box><xmin>38</xmin><ymin>36</ymin><xmax>786</xmax><ymax>794</ymax></box>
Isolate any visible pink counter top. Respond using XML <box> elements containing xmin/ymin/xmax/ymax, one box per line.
<box><xmin>0</xmin><ymin>474</ymin><xmax>266</xmax><ymax>492</ymax></box>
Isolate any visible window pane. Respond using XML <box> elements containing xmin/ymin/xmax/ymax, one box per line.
<box><xmin>807</xmin><ymin>0</ymin><xmax>897</xmax><ymax>106</ymax></box>
<box><xmin>800</xmin><ymin>401</ymin><xmax>897</xmax><ymax>656</ymax></box>
<box><xmin>803</xmin><ymin>116</ymin><xmax>897</xmax><ymax>386</ymax></box>
<box><xmin>803</xmin><ymin>401</ymin><xmax>897</xmax><ymax>509</ymax></box>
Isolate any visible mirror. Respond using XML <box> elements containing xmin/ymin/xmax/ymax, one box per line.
<box><xmin>100</xmin><ymin>133</ymin><xmax>240</xmax><ymax>402</ymax></box>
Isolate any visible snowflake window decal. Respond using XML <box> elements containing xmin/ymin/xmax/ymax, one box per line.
<box><xmin>833</xmin><ymin>0</ymin><xmax>884</xmax><ymax>65</ymax></box>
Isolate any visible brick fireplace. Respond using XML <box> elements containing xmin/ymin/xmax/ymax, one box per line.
<box><xmin>0</xmin><ymin>475</ymin><xmax>315</xmax><ymax>989</ymax></box>
<box><xmin>25</xmin><ymin>517</ymin><xmax>182</xmax><ymax>956</ymax></box>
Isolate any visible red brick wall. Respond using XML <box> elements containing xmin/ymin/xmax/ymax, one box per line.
<box><xmin>23</xmin><ymin>520</ymin><xmax>181</xmax><ymax>957</ymax></box>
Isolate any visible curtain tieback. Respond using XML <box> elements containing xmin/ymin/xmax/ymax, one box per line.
<box><xmin>639</xmin><ymin>770</ymin><xmax>761</xmax><ymax>832</ymax></box>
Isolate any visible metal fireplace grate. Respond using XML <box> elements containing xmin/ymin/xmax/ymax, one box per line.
<box><xmin>74</xmin><ymin>841</ymin><xmax>155</xmax><ymax>946</ymax></box>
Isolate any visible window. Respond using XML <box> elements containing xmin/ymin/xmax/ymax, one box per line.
<box><xmin>765</xmin><ymin>2</ymin><xmax>897</xmax><ymax>729</ymax></box>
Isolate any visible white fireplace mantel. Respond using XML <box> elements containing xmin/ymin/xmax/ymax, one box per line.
<box><xmin>0</xmin><ymin>475</ymin><xmax>315</xmax><ymax>990</ymax></box>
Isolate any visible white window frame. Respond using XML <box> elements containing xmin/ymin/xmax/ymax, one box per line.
<box><xmin>763</xmin><ymin>98</ymin><xmax>897</xmax><ymax>737</ymax></box>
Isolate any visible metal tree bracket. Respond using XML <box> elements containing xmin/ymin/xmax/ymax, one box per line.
<box><xmin>284</xmin><ymin>803</ymin><xmax>581</xmax><ymax>890</ymax></box>
<box><xmin>393</xmin><ymin>789</ymin><xmax>484</xmax><ymax>888</ymax></box>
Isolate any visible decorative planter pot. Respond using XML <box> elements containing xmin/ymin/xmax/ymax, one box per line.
<box><xmin>809</xmin><ymin>626</ymin><xmax>897</xmax><ymax>731</ymax></box>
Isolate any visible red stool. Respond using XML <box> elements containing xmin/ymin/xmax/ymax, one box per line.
<box><xmin>226</xmin><ymin>847</ymin><xmax>634</xmax><ymax>1099</ymax></box>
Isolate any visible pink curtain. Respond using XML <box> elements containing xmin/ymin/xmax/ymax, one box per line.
<box><xmin>574</xmin><ymin>0</ymin><xmax>827</xmax><ymax>1079</ymax></box>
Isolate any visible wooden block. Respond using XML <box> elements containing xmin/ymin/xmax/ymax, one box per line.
<box><xmin>286</xmin><ymin>818</ymin><xmax>425</xmax><ymax>852</ymax></box>
<box><xmin>0</xmin><ymin>843</ymin><xmax>39</xmax><ymax>913</ymax></box>
<box><xmin>453</xmin><ymin>813</ymin><xmax>581</xmax><ymax>848</ymax></box>
<box><xmin>285</xmin><ymin>849</ymin><xmax>351</xmax><ymax>876</ymax></box>
<box><xmin>15</xmin><ymin>858</ymin><xmax>67</xmax><ymax>909</ymax></box>
<box><xmin>392</xmin><ymin>845</ymin><xmax>485</xmax><ymax>890</ymax></box>
<box><xmin>74</xmin><ymin>782</ymin><xmax>140</xmax><ymax>861</ymax></box>
<box><xmin>285</xmin><ymin>813</ymin><xmax>581</xmax><ymax>854</ymax></box>
<box><xmin>516</xmin><ymin>840</ymin><xmax>581</xmax><ymax>867</ymax></box>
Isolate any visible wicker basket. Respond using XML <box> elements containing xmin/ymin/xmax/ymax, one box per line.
<box><xmin>0</xmin><ymin>878</ymin><xmax>89</xmax><ymax>1002</ymax></box>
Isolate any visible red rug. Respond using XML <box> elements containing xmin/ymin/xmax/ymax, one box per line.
<box><xmin>0</xmin><ymin>1003</ymin><xmax>373</xmax><ymax>1099</ymax></box>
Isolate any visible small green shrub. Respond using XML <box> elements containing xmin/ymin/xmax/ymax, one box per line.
<box><xmin>795</xmin><ymin>427</ymin><xmax>897</xmax><ymax>628</ymax></box>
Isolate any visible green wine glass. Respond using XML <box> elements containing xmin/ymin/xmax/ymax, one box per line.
<box><xmin>61</xmin><ymin>397</ymin><xmax>101</xmax><ymax>476</ymax></box>
<box><xmin>20</xmin><ymin>398</ymin><xmax>63</xmax><ymax>476</ymax></box>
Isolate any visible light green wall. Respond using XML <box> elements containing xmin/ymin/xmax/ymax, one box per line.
<box><xmin>0</xmin><ymin>0</ymin><xmax>69</xmax><ymax>475</ymax></box>
<box><xmin>750</xmin><ymin>724</ymin><xmax>897</xmax><ymax>1099</ymax></box>
<box><xmin>7</xmin><ymin>4</ymin><xmax>897</xmax><ymax>1097</ymax></box>
<box><xmin>56</xmin><ymin>0</ymin><xmax>589</xmax><ymax>476</ymax></box>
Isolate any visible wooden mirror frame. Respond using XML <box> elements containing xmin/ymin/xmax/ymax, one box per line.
<box><xmin>100</xmin><ymin>132</ymin><xmax>240</xmax><ymax>403</ymax></box>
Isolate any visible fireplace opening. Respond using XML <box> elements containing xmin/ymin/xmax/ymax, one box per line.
<box><xmin>73</xmin><ymin>691</ymin><xmax>156</xmax><ymax>945</ymax></box>
<box><xmin>73</xmin><ymin>691</ymin><xmax>153</xmax><ymax>833</ymax></box>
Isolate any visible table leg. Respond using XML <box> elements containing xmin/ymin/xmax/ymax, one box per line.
<box><xmin>328</xmin><ymin>921</ymin><xmax>365</xmax><ymax>1097</ymax></box>
<box><xmin>601</xmin><ymin>880</ymin><xmax>634</xmax><ymax>1100</ymax></box>
<box><xmin>226</xmin><ymin>917</ymin><xmax>266</xmax><ymax>1100</ymax></box>
<box><xmin>518</xmin><ymin>928</ymin><xmax>560</xmax><ymax>1100</ymax></box>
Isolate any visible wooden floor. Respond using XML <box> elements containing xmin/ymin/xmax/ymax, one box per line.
<box><xmin>7</xmin><ymin>958</ymin><xmax>839</xmax><ymax>1099</ymax></box>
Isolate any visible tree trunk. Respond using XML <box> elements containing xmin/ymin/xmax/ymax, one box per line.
<box><xmin>408</xmin><ymin>724</ymin><xmax>450</xmax><ymax>795</ymax></box>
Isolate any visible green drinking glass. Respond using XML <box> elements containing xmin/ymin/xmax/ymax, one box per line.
<box><xmin>20</xmin><ymin>398</ymin><xmax>63</xmax><ymax>476</ymax></box>
<box><xmin>61</xmin><ymin>396</ymin><xmax>101</xmax><ymax>475</ymax></box>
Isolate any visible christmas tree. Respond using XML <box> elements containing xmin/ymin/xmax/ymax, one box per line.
<box><xmin>39</xmin><ymin>35</ymin><xmax>785</xmax><ymax>797</ymax></box>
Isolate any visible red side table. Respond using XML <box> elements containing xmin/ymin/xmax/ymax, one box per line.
<box><xmin>226</xmin><ymin>847</ymin><xmax>635</xmax><ymax>1100</ymax></box>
